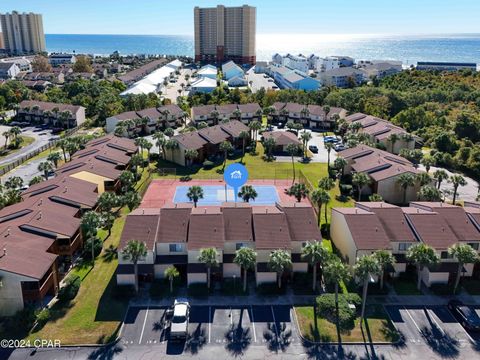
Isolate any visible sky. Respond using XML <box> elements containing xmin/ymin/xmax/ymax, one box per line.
<box><xmin>1</xmin><ymin>0</ymin><xmax>479</xmax><ymax>36</ymax></box>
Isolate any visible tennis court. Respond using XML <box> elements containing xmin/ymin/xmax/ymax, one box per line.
<box><xmin>173</xmin><ymin>185</ymin><xmax>279</xmax><ymax>205</ymax></box>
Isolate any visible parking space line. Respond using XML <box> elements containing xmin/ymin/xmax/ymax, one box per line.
<box><xmin>250</xmin><ymin>306</ymin><xmax>257</xmax><ymax>343</ymax></box>
<box><xmin>230</xmin><ymin>307</ymin><xmax>233</xmax><ymax>325</ymax></box>
<box><xmin>445</xmin><ymin>307</ymin><xmax>475</xmax><ymax>343</ymax></box>
<box><xmin>271</xmin><ymin>306</ymin><xmax>279</xmax><ymax>338</ymax></box>
<box><xmin>138</xmin><ymin>306</ymin><xmax>149</xmax><ymax>345</ymax></box>
<box><xmin>425</xmin><ymin>307</ymin><xmax>445</xmax><ymax>336</ymax></box>
<box><xmin>208</xmin><ymin>306</ymin><xmax>211</xmax><ymax>344</ymax></box>
<box><xmin>403</xmin><ymin>307</ymin><xmax>421</xmax><ymax>333</ymax></box>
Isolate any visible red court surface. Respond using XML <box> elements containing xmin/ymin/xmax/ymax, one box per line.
<box><xmin>141</xmin><ymin>179</ymin><xmax>311</xmax><ymax>208</ymax></box>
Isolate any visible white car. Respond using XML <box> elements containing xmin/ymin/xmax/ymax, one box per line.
<box><xmin>169</xmin><ymin>299</ymin><xmax>190</xmax><ymax>340</ymax></box>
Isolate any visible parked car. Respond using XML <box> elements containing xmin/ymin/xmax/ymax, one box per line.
<box><xmin>277</xmin><ymin>122</ymin><xmax>285</xmax><ymax>129</ymax></box>
<box><xmin>448</xmin><ymin>300</ymin><xmax>480</xmax><ymax>331</ymax></box>
<box><xmin>324</xmin><ymin>136</ymin><xmax>340</xmax><ymax>143</ymax></box>
<box><xmin>309</xmin><ymin>145</ymin><xmax>319</xmax><ymax>153</ymax></box>
<box><xmin>334</xmin><ymin>143</ymin><xmax>346</xmax><ymax>151</ymax></box>
<box><xmin>272</xmin><ymin>85</ymin><xmax>279</xmax><ymax>89</ymax></box>
<box><xmin>268</xmin><ymin>79</ymin><xmax>274</xmax><ymax>82</ymax></box>
<box><xmin>169</xmin><ymin>298</ymin><xmax>190</xmax><ymax>340</ymax></box>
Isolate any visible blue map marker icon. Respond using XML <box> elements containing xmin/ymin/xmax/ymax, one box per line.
<box><xmin>224</xmin><ymin>163</ymin><xmax>248</xmax><ymax>202</ymax></box>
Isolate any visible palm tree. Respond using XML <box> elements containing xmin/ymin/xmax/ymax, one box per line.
<box><xmin>323</xmin><ymin>257</ymin><xmax>351</xmax><ymax>324</ymax></box>
<box><xmin>57</xmin><ymin>139</ymin><xmax>68</xmax><ymax>162</ymax></box>
<box><xmin>300</xmin><ymin>131</ymin><xmax>312</xmax><ymax>159</ymax></box>
<box><xmin>311</xmin><ymin>189</ymin><xmax>330</xmax><ymax>226</ymax></box>
<box><xmin>318</xmin><ymin>177</ymin><xmax>335</xmax><ymax>191</ymax></box>
<box><xmin>334</xmin><ymin>157</ymin><xmax>347</xmax><ymax>177</ymax></box>
<box><xmin>416</xmin><ymin>172</ymin><xmax>432</xmax><ymax>187</ymax></box>
<box><xmin>448</xmin><ymin>244</ymin><xmax>479</xmax><ymax>294</ymax></box>
<box><xmin>406</xmin><ymin>243</ymin><xmax>439</xmax><ymax>290</ymax></box>
<box><xmin>263</xmin><ymin>137</ymin><xmax>276</xmax><ymax>160</ymax></box>
<box><xmin>153</xmin><ymin>132</ymin><xmax>167</xmax><ymax>160</ymax></box>
<box><xmin>239</xmin><ymin>130</ymin><xmax>250</xmax><ymax>158</ymax></box>
<box><xmin>164</xmin><ymin>265</ymin><xmax>180</xmax><ymax>293</ymax></box>
<box><xmin>449</xmin><ymin>174</ymin><xmax>467</xmax><ymax>205</ymax></box>
<box><xmin>396</xmin><ymin>173</ymin><xmax>416</xmax><ymax>204</ymax></box>
<box><xmin>29</xmin><ymin>176</ymin><xmax>44</xmax><ymax>186</ymax></box>
<box><xmin>373</xmin><ymin>250</ymin><xmax>395</xmax><ymax>290</ymax></box>
<box><xmin>369</xmin><ymin>193</ymin><xmax>383</xmax><ymax>202</ymax></box>
<box><xmin>234</xmin><ymin>247</ymin><xmax>257</xmax><ymax>292</ymax></box>
<box><xmin>268</xmin><ymin>250</ymin><xmax>292</xmax><ymax>289</ymax></box>
<box><xmin>143</xmin><ymin>140</ymin><xmax>153</xmax><ymax>161</ymax></box>
<box><xmin>352</xmin><ymin>172</ymin><xmax>371</xmax><ymax>201</ymax></box>
<box><xmin>301</xmin><ymin>241</ymin><xmax>329</xmax><ymax>291</ymax></box>
<box><xmin>198</xmin><ymin>247</ymin><xmax>219</xmax><ymax>289</ymax></box>
<box><xmin>354</xmin><ymin>255</ymin><xmax>381</xmax><ymax>326</ymax></box>
<box><xmin>238</xmin><ymin>185</ymin><xmax>258</xmax><ymax>202</ymax></box>
<box><xmin>184</xmin><ymin>149</ymin><xmax>198</xmax><ymax>166</ymax></box>
<box><xmin>324</xmin><ymin>142</ymin><xmax>335</xmax><ymax>168</ymax></box>
<box><xmin>248</xmin><ymin>120</ymin><xmax>262</xmax><ymax>143</ymax></box>
<box><xmin>421</xmin><ymin>156</ymin><xmax>435</xmax><ymax>173</ymax></box>
<box><xmin>47</xmin><ymin>152</ymin><xmax>62</xmax><ymax>168</ymax></box>
<box><xmin>164</xmin><ymin>139</ymin><xmax>179</xmax><ymax>161</ymax></box>
<box><xmin>81</xmin><ymin>211</ymin><xmax>101</xmax><ymax>266</ymax></box>
<box><xmin>286</xmin><ymin>183</ymin><xmax>309</xmax><ymax>202</ymax></box>
<box><xmin>388</xmin><ymin>133</ymin><xmax>400</xmax><ymax>153</ymax></box>
<box><xmin>38</xmin><ymin>161</ymin><xmax>54</xmax><ymax>180</ymax></box>
<box><xmin>122</xmin><ymin>240</ymin><xmax>148</xmax><ymax>293</ymax></box>
<box><xmin>164</xmin><ymin>128</ymin><xmax>175</xmax><ymax>137</ymax></box>
<box><xmin>286</xmin><ymin>143</ymin><xmax>300</xmax><ymax>183</ymax></box>
<box><xmin>232</xmin><ymin>109</ymin><xmax>242</xmax><ymax>121</ymax></box>
<box><xmin>433</xmin><ymin>169</ymin><xmax>449</xmax><ymax>190</ymax></box>
<box><xmin>2</xmin><ymin>131</ymin><xmax>10</xmax><ymax>149</ymax></box>
<box><xmin>418</xmin><ymin>185</ymin><xmax>441</xmax><ymax>201</ymax></box>
<box><xmin>210</xmin><ymin>110</ymin><xmax>220</xmax><ymax>125</ymax></box>
<box><xmin>219</xmin><ymin>141</ymin><xmax>234</xmax><ymax>169</ymax></box>
<box><xmin>187</xmin><ymin>185</ymin><xmax>204</xmax><ymax>207</ymax></box>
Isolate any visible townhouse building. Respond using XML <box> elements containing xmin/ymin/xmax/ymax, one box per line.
<box><xmin>320</xmin><ymin>67</ymin><xmax>366</xmax><ymax>88</ymax></box>
<box><xmin>105</xmin><ymin>104</ymin><xmax>185</xmax><ymax>134</ymax></box>
<box><xmin>338</xmin><ymin>145</ymin><xmax>423</xmax><ymax>204</ymax></box>
<box><xmin>49</xmin><ymin>53</ymin><xmax>76</xmax><ymax>66</ymax></box>
<box><xmin>165</xmin><ymin>120</ymin><xmax>249</xmax><ymax>166</ymax></box>
<box><xmin>269</xmin><ymin>65</ymin><xmax>320</xmax><ymax>91</ymax></box>
<box><xmin>190</xmin><ymin>103</ymin><xmax>262</xmax><ymax>126</ymax></box>
<box><xmin>17</xmin><ymin>100</ymin><xmax>86</xmax><ymax>128</ymax></box>
<box><xmin>344</xmin><ymin>112</ymin><xmax>416</xmax><ymax>154</ymax></box>
<box><xmin>117</xmin><ymin>202</ymin><xmax>320</xmax><ymax>287</ymax></box>
<box><xmin>331</xmin><ymin>202</ymin><xmax>480</xmax><ymax>288</ymax></box>
<box><xmin>0</xmin><ymin>62</ymin><xmax>20</xmax><ymax>79</ymax></box>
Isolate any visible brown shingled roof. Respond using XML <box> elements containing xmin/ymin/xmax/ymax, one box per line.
<box><xmin>263</xmin><ymin>131</ymin><xmax>301</xmax><ymax>146</ymax></box>
<box><xmin>252</xmin><ymin>206</ymin><xmax>291</xmax><ymax>250</ymax></box>
<box><xmin>280</xmin><ymin>203</ymin><xmax>321</xmax><ymax>242</ymax></box>
<box><xmin>188</xmin><ymin>207</ymin><xmax>225</xmax><ymax>250</ymax></box>
<box><xmin>222</xmin><ymin>204</ymin><xmax>253</xmax><ymax>242</ymax></box>
<box><xmin>156</xmin><ymin>204</ymin><xmax>192</xmax><ymax>243</ymax></box>
<box><xmin>119</xmin><ymin>209</ymin><xmax>160</xmax><ymax>251</ymax></box>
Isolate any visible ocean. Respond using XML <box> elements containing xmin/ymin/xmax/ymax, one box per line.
<box><xmin>45</xmin><ymin>33</ymin><xmax>480</xmax><ymax>65</ymax></box>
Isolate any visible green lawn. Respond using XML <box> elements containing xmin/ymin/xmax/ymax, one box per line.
<box><xmin>295</xmin><ymin>305</ymin><xmax>399</xmax><ymax>343</ymax></box>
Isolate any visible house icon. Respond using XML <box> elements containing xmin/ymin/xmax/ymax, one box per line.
<box><xmin>230</xmin><ymin>170</ymin><xmax>242</xmax><ymax>179</ymax></box>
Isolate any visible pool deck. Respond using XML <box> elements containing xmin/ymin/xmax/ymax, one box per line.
<box><xmin>141</xmin><ymin>179</ymin><xmax>311</xmax><ymax>208</ymax></box>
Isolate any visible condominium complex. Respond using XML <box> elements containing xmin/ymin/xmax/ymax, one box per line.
<box><xmin>0</xmin><ymin>11</ymin><xmax>46</xmax><ymax>55</ymax></box>
<box><xmin>194</xmin><ymin>5</ymin><xmax>256</xmax><ymax>65</ymax></box>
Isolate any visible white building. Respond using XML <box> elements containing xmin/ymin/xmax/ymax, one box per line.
<box><xmin>0</xmin><ymin>57</ymin><xmax>31</xmax><ymax>72</ymax></box>
<box><xmin>270</xmin><ymin>65</ymin><xmax>320</xmax><ymax>91</ymax></box>
<box><xmin>307</xmin><ymin>54</ymin><xmax>320</xmax><ymax>70</ymax></box>
<box><xmin>196</xmin><ymin>64</ymin><xmax>217</xmax><ymax>79</ymax></box>
<box><xmin>283</xmin><ymin>54</ymin><xmax>309</xmax><ymax>73</ymax></box>
<box><xmin>271</xmin><ymin>53</ymin><xmax>283</xmax><ymax>66</ymax></box>
<box><xmin>190</xmin><ymin>76</ymin><xmax>217</xmax><ymax>94</ymax></box>
<box><xmin>321</xmin><ymin>56</ymin><xmax>355</xmax><ymax>72</ymax></box>
<box><xmin>49</xmin><ymin>53</ymin><xmax>76</xmax><ymax>66</ymax></box>
<box><xmin>320</xmin><ymin>67</ymin><xmax>366</xmax><ymax>88</ymax></box>
<box><xmin>0</xmin><ymin>62</ymin><xmax>20</xmax><ymax>79</ymax></box>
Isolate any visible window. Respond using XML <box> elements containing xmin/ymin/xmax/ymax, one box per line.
<box><xmin>169</xmin><ymin>244</ymin><xmax>183</xmax><ymax>253</ymax></box>
<box><xmin>468</xmin><ymin>243</ymin><xmax>479</xmax><ymax>251</ymax></box>
<box><xmin>441</xmin><ymin>251</ymin><xmax>452</xmax><ymax>259</ymax></box>
<box><xmin>236</xmin><ymin>243</ymin><xmax>248</xmax><ymax>250</ymax></box>
<box><xmin>398</xmin><ymin>243</ymin><xmax>411</xmax><ymax>251</ymax></box>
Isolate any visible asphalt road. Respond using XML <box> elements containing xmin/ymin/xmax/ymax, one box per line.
<box><xmin>0</xmin><ymin>127</ymin><xmax>53</xmax><ymax>167</ymax></box>
<box><xmin>4</xmin><ymin>304</ymin><xmax>480</xmax><ymax>359</ymax></box>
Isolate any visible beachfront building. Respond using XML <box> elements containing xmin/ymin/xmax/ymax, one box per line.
<box><xmin>331</xmin><ymin>202</ymin><xmax>480</xmax><ymax>287</ymax></box>
<box><xmin>344</xmin><ymin>112</ymin><xmax>416</xmax><ymax>154</ymax></box>
<box><xmin>320</xmin><ymin>67</ymin><xmax>366</xmax><ymax>88</ymax></box>
<box><xmin>165</xmin><ymin>120</ymin><xmax>249</xmax><ymax>166</ymax></box>
<box><xmin>190</xmin><ymin>76</ymin><xmax>217</xmax><ymax>94</ymax></box>
<box><xmin>105</xmin><ymin>104</ymin><xmax>185</xmax><ymax>134</ymax></box>
<box><xmin>283</xmin><ymin>54</ymin><xmax>309</xmax><ymax>73</ymax></box>
<box><xmin>357</xmin><ymin>60</ymin><xmax>403</xmax><ymax>80</ymax></box>
<box><xmin>339</xmin><ymin>144</ymin><xmax>423</xmax><ymax>204</ymax></box>
<box><xmin>17</xmin><ymin>100</ymin><xmax>86</xmax><ymax>128</ymax></box>
<box><xmin>118</xmin><ymin>59</ymin><xmax>169</xmax><ymax>85</ymax></box>
<box><xmin>416</xmin><ymin>62</ymin><xmax>477</xmax><ymax>72</ymax></box>
<box><xmin>116</xmin><ymin>196</ymin><xmax>320</xmax><ymax>286</ymax></box>
<box><xmin>0</xmin><ymin>11</ymin><xmax>46</xmax><ymax>55</ymax></box>
<box><xmin>194</xmin><ymin>5</ymin><xmax>256</xmax><ymax>65</ymax></box>
<box><xmin>0</xmin><ymin>57</ymin><xmax>32</xmax><ymax>72</ymax></box>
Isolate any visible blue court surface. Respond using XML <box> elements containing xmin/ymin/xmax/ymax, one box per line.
<box><xmin>173</xmin><ymin>185</ymin><xmax>279</xmax><ymax>205</ymax></box>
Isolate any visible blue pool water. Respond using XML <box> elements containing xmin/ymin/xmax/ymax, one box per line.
<box><xmin>173</xmin><ymin>185</ymin><xmax>279</xmax><ymax>205</ymax></box>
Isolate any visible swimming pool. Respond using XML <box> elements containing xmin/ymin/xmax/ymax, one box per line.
<box><xmin>173</xmin><ymin>185</ymin><xmax>279</xmax><ymax>205</ymax></box>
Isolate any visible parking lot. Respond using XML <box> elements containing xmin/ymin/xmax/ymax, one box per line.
<box><xmin>121</xmin><ymin>305</ymin><xmax>301</xmax><ymax>352</ymax></box>
<box><xmin>386</xmin><ymin>305</ymin><xmax>480</xmax><ymax>355</ymax></box>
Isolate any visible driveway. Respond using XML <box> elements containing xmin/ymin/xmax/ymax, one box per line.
<box><xmin>0</xmin><ymin>127</ymin><xmax>53</xmax><ymax>167</ymax></box>
<box><xmin>246</xmin><ymin>68</ymin><xmax>278</xmax><ymax>93</ymax></box>
<box><xmin>162</xmin><ymin>68</ymin><xmax>193</xmax><ymax>103</ymax></box>
<box><xmin>418</xmin><ymin>164</ymin><xmax>479</xmax><ymax>202</ymax></box>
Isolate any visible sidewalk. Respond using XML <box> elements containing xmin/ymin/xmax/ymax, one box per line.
<box><xmin>367</xmin><ymin>293</ymin><xmax>480</xmax><ymax>306</ymax></box>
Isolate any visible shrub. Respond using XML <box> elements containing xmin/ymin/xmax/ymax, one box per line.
<box><xmin>57</xmin><ymin>274</ymin><xmax>81</xmax><ymax>302</ymax></box>
<box><xmin>339</xmin><ymin>184</ymin><xmax>353</xmax><ymax>196</ymax></box>
<box><xmin>83</xmin><ymin>237</ymin><xmax>103</xmax><ymax>259</ymax></box>
<box><xmin>316</xmin><ymin>293</ymin><xmax>361</xmax><ymax>331</ymax></box>
<box><xmin>320</xmin><ymin>223</ymin><xmax>330</xmax><ymax>237</ymax></box>
<box><xmin>7</xmin><ymin>307</ymin><xmax>36</xmax><ymax>332</ymax></box>
<box><xmin>202</xmin><ymin>160</ymin><xmax>214</xmax><ymax>169</ymax></box>
<box><xmin>34</xmin><ymin>308</ymin><xmax>51</xmax><ymax>328</ymax></box>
